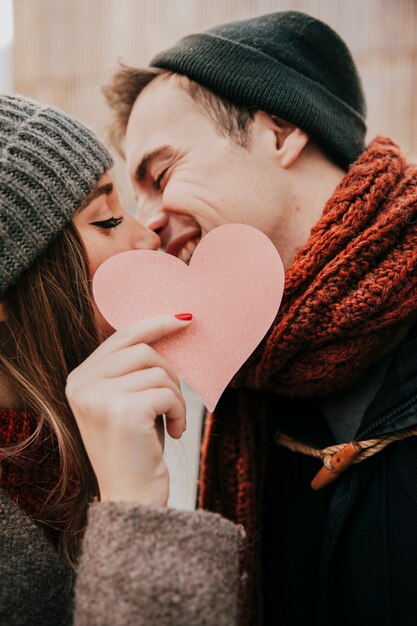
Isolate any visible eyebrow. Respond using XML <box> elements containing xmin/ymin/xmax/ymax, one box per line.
<box><xmin>135</xmin><ymin>145</ymin><xmax>173</xmax><ymax>183</ymax></box>
<box><xmin>77</xmin><ymin>182</ymin><xmax>113</xmax><ymax>213</ymax></box>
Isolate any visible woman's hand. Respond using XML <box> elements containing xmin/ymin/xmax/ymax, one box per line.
<box><xmin>65</xmin><ymin>314</ymin><xmax>191</xmax><ymax>507</ymax></box>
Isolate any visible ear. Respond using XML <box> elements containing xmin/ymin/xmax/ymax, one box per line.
<box><xmin>266</xmin><ymin>114</ymin><xmax>310</xmax><ymax>168</ymax></box>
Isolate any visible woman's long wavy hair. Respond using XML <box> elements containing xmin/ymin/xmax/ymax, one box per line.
<box><xmin>0</xmin><ymin>222</ymin><xmax>105</xmax><ymax>567</ymax></box>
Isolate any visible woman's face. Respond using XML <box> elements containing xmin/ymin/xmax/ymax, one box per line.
<box><xmin>72</xmin><ymin>172</ymin><xmax>161</xmax><ymax>277</ymax></box>
<box><xmin>72</xmin><ymin>171</ymin><xmax>161</xmax><ymax>336</ymax></box>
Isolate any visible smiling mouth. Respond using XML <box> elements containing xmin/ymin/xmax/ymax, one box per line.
<box><xmin>177</xmin><ymin>236</ymin><xmax>201</xmax><ymax>263</ymax></box>
<box><xmin>165</xmin><ymin>230</ymin><xmax>202</xmax><ymax>265</ymax></box>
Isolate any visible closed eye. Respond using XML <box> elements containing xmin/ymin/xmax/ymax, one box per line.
<box><xmin>90</xmin><ymin>216</ymin><xmax>124</xmax><ymax>229</ymax></box>
<box><xmin>154</xmin><ymin>168</ymin><xmax>168</xmax><ymax>191</ymax></box>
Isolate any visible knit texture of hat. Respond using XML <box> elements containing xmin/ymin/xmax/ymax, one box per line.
<box><xmin>151</xmin><ymin>11</ymin><xmax>367</xmax><ymax>169</ymax></box>
<box><xmin>0</xmin><ymin>94</ymin><xmax>113</xmax><ymax>295</ymax></box>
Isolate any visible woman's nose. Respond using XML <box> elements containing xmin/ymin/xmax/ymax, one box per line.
<box><xmin>147</xmin><ymin>229</ymin><xmax>162</xmax><ymax>250</ymax></box>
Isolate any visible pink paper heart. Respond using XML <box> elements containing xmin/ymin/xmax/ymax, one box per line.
<box><xmin>93</xmin><ymin>224</ymin><xmax>284</xmax><ymax>411</ymax></box>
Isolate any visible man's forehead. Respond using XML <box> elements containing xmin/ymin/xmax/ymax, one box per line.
<box><xmin>126</xmin><ymin>84</ymin><xmax>184</xmax><ymax>157</ymax></box>
<box><xmin>130</xmin><ymin>75</ymin><xmax>188</xmax><ymax>121</ymax></box>
<box><xmin>125</xmin><ymin>76</ymin><xmax>210</xmax><ymax>172</ymax></box>
<box><xmin>129</xmin><ymin>75</ymin><xmax>210</xmax><ymax>141</ymax></box>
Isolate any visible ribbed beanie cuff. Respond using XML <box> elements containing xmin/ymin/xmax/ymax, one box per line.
<box><xmin>151</xmin><ymin>12</ymin><xmax>367</xmax><ymax>169</ymax></box>
<box><xmin>0</xmin><ymin>94</ymin><xmax>113</xmax><ymax>295</ymax></box>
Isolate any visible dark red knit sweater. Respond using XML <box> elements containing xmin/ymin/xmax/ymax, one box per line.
<box><xmin>0</xmin><ymin>408</ymin><xmax>62</xmax><ymax>522</ymax></box>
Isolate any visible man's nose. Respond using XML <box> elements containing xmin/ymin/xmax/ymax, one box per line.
<box><xmin>133</xmin><ymin>221</ymin><xmax>161</xmax><ymax>251</ymax></box>
<box><xmin>135</xmin><ymin>195</ymin><xmax>168</xmax><ymax>232</ymax></box>
<box><xmin>140</xmin><ymin>209</ymin><xmax>170</xmax><ymax>235</ymax></box>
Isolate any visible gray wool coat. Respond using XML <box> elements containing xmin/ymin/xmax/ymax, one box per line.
<box><xmin>0</xmin><ymin>490</ymin><xmax>243</xmax><ymax>625</ymax></box>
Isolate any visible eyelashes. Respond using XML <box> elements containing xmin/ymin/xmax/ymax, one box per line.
<box><xmin>154</xmin><ymin>168</ymin><xmax>168</xmax><ymax>191</ymax></box>
<box><xmin>90</xmin><ymin>216</ymin><xmax>124</xmax><ymax>230</ymax></box>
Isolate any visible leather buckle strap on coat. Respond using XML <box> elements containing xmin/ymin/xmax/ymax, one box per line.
<box><xmin>275</xmin><ymin>427</ymin><xmax>417</xmax><ymax>490</ymax></box>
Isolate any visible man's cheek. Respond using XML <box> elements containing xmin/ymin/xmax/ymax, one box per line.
<box><xmin>162</xmin><ymin>185</ymin><xmax>183</xmax><ymax>212</ymax></box>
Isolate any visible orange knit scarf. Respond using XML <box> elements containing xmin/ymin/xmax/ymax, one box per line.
<box><xmin>199</xmin><ymin>137</ymin><xmax>417</xmax><ymax>625</ymax></box>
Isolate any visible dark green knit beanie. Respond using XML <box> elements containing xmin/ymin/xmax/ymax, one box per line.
<box><xmin>151</xmin><ymin>11</ymin><xmax>367</xmax><ymax>169</ymax></box>
<box><xmin>0</xmin><ymin>94</ymin><xmax>113</xmax><ymax>295</ymax></box>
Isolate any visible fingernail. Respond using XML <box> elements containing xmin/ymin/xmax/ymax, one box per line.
<box><xmin>175</xmin><ymin>313</ymin><xmax>193</xmax><ymax>321</ymax></box>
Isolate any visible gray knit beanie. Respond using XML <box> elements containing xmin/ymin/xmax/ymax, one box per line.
<box><xmin>0</xmin><ymin>94</ymin><xmax>113</xmax><ymax>295</ymax></box>
<box><xmin>151</xmin><ymin>11</ymin><xmax>367</xmax><ymax>169</ymax></box>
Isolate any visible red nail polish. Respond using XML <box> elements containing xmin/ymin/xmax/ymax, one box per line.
<box><xmin>175</xmin><ymin>313</ymin><xmax>193</xmax><ymax>321</ymax></box>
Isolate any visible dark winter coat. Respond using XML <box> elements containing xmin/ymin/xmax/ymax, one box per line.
<box><xmin>263</xmin><ymin>322</ymin><xmax>417</xmax><ymax>626</ymax></box>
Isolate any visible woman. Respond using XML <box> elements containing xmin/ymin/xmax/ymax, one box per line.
<box><xmin>0</xmin><ymin>94</ymin><xmax>242</xmax><ymax>626</ymax></box>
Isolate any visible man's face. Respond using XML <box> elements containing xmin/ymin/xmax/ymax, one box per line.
<box><xmin>125</xmin><ymin>75</ymin><xmax>292</xmax><ymax>265</ymax></box>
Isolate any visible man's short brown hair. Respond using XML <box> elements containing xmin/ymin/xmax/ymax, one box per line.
<box><xmin>103</xmin><ymin>65</ymin><xmax>254</xmax><ymax>156</ymax></box>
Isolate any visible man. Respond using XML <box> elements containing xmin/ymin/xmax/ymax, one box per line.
<box><xmin>104</xmin><ymin>12</ymin><xmax>417</xmax><ymax>626</ymax></box>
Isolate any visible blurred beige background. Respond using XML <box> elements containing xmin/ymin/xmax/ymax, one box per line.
<box><xmin>4</xmin><ymin>0</ymin><xmax>417</xmax><ymax>508</ymax></box>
